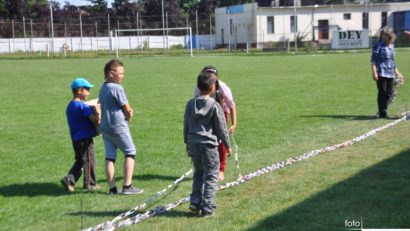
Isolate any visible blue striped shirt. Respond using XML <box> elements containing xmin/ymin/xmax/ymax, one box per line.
<box><xmin>371</xmin><ymin>41</ymin><xmax>396</xmax><ymax>78</ymax></box>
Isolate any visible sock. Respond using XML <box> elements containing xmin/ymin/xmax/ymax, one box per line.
<box><xmin>123</xmin><ymin>184</ymin><xmax>131</xmax><ymax>189</ymax></box>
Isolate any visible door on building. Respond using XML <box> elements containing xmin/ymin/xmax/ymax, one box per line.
<box><xmin>318</xmin><ymin>20</ymin><xmax>329</xmax><ymax>40</ymax></box>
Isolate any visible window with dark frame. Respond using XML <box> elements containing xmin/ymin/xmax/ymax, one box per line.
<box><xmin>344</xmin><ymin>13</ymin><xmax>351</xmax><ymax>20</ymax></box>
<box><xmin>362</xmin><ymin>12</ymin><xmax>369</xmax><ymax>29</ymax></box>
<box><xmin>291</xmin><ymin>16</ymin><xmax>297</xmax><ymax>33</ymax></box>
<box><xmin>381</xmin><ymin>12</ymin><xmax>387</xmax><ymax>27</ymax></box>
<box><xmin>267</xmin><ymin>16</ymin><xmax>274</xmax><ymax>34</ymax></box>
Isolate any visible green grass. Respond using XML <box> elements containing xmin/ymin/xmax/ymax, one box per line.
<box><xmin>1</xmin><ymin>52</ymin><xmax>410</xmax><ymax>231</ymax></box>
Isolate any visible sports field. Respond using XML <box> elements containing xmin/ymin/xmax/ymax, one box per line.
<box><xmin>1</xmin><ymin>51</ymin><xmax>410</xmax><ymax>231</ymax></box>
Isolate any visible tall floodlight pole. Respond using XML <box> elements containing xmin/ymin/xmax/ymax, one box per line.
<box><xmin>108</xmin><ymin>14</ymin><xmax>111</xmax><ymax>36</ymax></box>
<box><xmin>49</xmin><ymin>0</ymin><xmax>55</xmax><ymax>53</ymax></box>
<box><xmin>293</xmin><ymin>0</ymin><xmax>297</xmax><ymax>52</ymax></box>
<box><xmin>196</xmin><ymin>8</ymin><xmax>199</xmax><ymax>49</ymax></box>
<box><xmin>79</xmin><ymin>9</ymin><xmax>83</xmax><ymax>52</ymax></box>
<box><xmin>311</xmin><ymin>4</ymin><xmax>318</xmax><ymax>42</ymax></box>
<box><xmin>162</xmin><ymin>0</ymin><xmax>165</xmax><ymax>49</ymax></box>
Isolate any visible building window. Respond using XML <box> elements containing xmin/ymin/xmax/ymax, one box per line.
<box><xmin>230</xmin><ymin>18</ymin><xmax>233</xmax><ymax>35</ymax></box>
<box><xmin>291</xmin><ymin>16</ymin><xmax>297</xmax><ymax>33</ymax></box>
<box><xmin>381</xmin><ymin>12</ymin><xmax>387</xmax><ymax>27</ymax></box>
<box><xmin>362</xmin><ymin>12</ymin><xmax>369</xmax><ymax>29</ymax></box>
<box><xmin>344</xmin><ymin>13</ymin><xmax>351</xmax><ymax>20</ymax></box>
<box><xmin>267</xmin><ymin>16</ymin><xmax>274</xmax><ymax>34</ymax></box>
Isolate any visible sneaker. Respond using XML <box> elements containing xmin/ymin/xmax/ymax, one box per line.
<box><xmin>189</xmin><ymin>203</ymin><xmax>201</xmax><ymax>214</ymax></box>
<box><xmin>109</xmin><ymin>186</ymin><xmax>118</xmax><ymax>195</ymax></box>
<box><xmin>61</xmin><ymin>176</ymin><xmax>74</xmax><ymax>192</ymax></box>
<box><xmin>375</xmin><ymin>112</ymin><xmax>388</xmax><ymax>119</ymax></box>
<box><xmin>201</xmin><ymin>210</ymin><xmax>215</xmax><ymax>218</ymax></box>
<box><xmin>122</xmin><ymin>185</ymin><xmax>144</xmax><ymax>195</ymax></box>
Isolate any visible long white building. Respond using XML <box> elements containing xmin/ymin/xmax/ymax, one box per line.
<box><xmin>214</xmin><ymin>2</ymin><xmax>410</xmax><ymax>49</ymax></box>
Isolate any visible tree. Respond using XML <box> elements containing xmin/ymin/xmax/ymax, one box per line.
<box><xmin>111</xmin><ymin>0</ymin><xmax>141</xmax><ymax>29</ymax></box>
<box><xmin>87</xmin><ymin>0</ymin><xmax>107</xmax><ymax>13</ymax></box>
<box><xmin>140</xmin><ymin>0</ymin><xmax>183</xmax><ymax>28</ymax></box>
<box><xmin>0</xmin><ymin>0</ymin><xmax>7</xmax><ymax>20</ymax></box>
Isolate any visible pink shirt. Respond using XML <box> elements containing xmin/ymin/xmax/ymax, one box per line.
<box><xmin>194</xmin><ymin>80</ymin><xmax>235</xmax><ymax>113</ymax></box>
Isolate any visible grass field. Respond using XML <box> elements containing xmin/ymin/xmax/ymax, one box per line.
<box><xmin>1</xmin><ymin>51</ymin><xmax>410</xmax><ymax>231</ymax></box>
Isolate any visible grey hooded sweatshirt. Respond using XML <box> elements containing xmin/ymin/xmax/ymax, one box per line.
<box><xmin>184</xmin><ymin>95</ymin><xmax>230</xmax><ymax>149</ymax></box>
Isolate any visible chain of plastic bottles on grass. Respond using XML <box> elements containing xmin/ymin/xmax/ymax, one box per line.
<box><xmin>84</xmin><ymin>114</ymin><xmax>407</xmax><ymax>231</ymax></box>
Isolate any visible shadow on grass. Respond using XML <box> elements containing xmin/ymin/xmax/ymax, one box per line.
<box><xmin>247</xmin><ymin>148</ymin><xmax>410</xmax><ymax>231</ymax></box>
<box><xmin>97</xmin><ymin>174</ymin><xmax>191</xmax><ymax>184</ymax></box>
<box><xmin>300</xmin><ymin>115</ymin><xmax>377</xmax><ymax>120</ymax></box>
<box><xmin>67</xmin><ymin>210</ymin><xmax>127</xmax><ymax>217</ymax></box>
<box><xmin>300</xmin><ymin>114</ymin><xmax>403</xmax><ymax>121</ymax></box>
<box><xmin>0</xmin><ymin>182</ymin><xmax>67</xmax><ymax>197</ymax></box>
<box><xmin>159</xmin><ymin>210</ymin><xmax>198</xmax><ymax>218</ymax></box>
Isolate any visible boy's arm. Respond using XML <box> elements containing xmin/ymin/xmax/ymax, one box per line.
<box><xmin>122</xmin><ymin>103</ymin><xmax>133</xmax><ymax>122</ymax></box>
<box><xmin>213</xmin><ymin>104</ymin><xmax>231</xmax><ymax>154</ymax></box>
<box><xmin>183</xmin><ymin>103</ymin><xmax>190</xmax><ymax>154</ymax></box>
<box><xmin>88</xmin><ymin>114</ymin><xmax>100</xmax><ymax>135</ymax></box>
<box><xmin>229</xmin><ymin>106</ymin><xmax>237</xmax><ymax>134</ymax></box>
<box><xmin>88</xmin><ymin>114</ymin><xmax>100</xmax><ymax>125</ymax></box>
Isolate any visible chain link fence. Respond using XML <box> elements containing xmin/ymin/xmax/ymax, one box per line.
<box><xmin>1</xmin><ymin>5</ymin><xmax>410</xmax><ymax>57</ymax></box>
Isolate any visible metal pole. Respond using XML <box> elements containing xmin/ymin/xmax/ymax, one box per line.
<box><xmin>23</xmin><ymin>16</ymin><xmax>27</xmax><ymax>54</ymax></box>
<box><xmin>228</xmin><ymin>9</ymin><xmax>230</xmax><ymax>52</ymax></box>
<box><xmin>209</xmin><ymin>16</ymin><xmax>212</xmax><ymax>50</ymax></box>
<box><xmin>95</xmin><ymin>21</ymin><xmax>98</xmax><ymax>51</ymax></box>
<box><xmin>161</xmin><ymin>0</ymin><xmax>165</xmax><ymax>49</ymax></box>
<box><xmin>313</xmin><ymin>4</ymin><xmax>318</xmax><ymax>42</ymax></box>
<box><xmin>115</xmin><ymin>29</ymin><xmax>119</xmax><ymax>58</ymax></box>
<box><xmin>196</xmin><ymin>9</ymin><xmax>199</xmax><ymax>49</ymax></box>
<box><xmin>49</xmin><ymin>0</ymin><xmax>54</xmax><ymax>53</ymax></box>
<box><xmin>189</xmin><ymin>27</ymin><xmax>193</xmax><ymax>57</ymax></box>
<box><xmin>12</xmin><ymin>20</ymin><xmax>14</xmax><ymax>53</ymax></box>
<box><xmin>30</xmin><ymin>19</ymin><xmax>33</xmax><ymax>52</ymax></box>
<box><xmin>108</xmin><ymin>14</ymin><xmax>110</xmax><ymax>36</ymax></box>
<box><xmin>166</xmin><ymin>11</ymin><xmax>169</xmax><ymax>49</ymax></box>
<box><xmin>80</xmin><ymin>10</ymin><xmax>83</xmax><ymax>52</ymax></box>
<box><xmin>293</xmin><ymin>0</ymin><xmax>297</xmax><ymax>52</ymax></box>
<box><xmin>137</xmin><ymin>12</ymin><xmax>140</xmax><ymax>49</ymax></box>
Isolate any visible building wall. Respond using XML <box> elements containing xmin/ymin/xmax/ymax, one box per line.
<box><xmin>215</xmin><ymin>2</ymin><xmax>410</xmax><ymax>47</ymax></box>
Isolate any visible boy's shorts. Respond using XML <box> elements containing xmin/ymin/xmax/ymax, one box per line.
<box><xmin>102</xmin><ymin>131</ymin><xmax>136</xmax><ymax>160</ymax></box>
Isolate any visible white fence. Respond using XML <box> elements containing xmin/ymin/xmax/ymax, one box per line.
<box><xmin>0</xmin><ymin>35</ymin><xmax>216</xmax><ymax>54</ymax></box>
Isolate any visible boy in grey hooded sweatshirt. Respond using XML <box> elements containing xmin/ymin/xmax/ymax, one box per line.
<box><xmin>184</xmin><ymin>71</ymin><xmax>232</xmax><ymax>217</ymax></box>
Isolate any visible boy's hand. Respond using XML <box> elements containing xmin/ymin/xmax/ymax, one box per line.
<box><xmin>228</xmin><ymin>125</ymin><xmax>236</xmax><ymax>134</ymax></box>
<box><xmin>227</xmin><ymin>147</ymin><xmax>232</xmax><ymax>157</ymax></box>
<box><xmin>122</xmin><ymin>103</ymin><xmax>133</xmax><ymax>122</ymax></box>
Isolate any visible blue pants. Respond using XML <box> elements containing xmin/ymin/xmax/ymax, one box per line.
<box><xmin>188</xmin><ymin>143</ymin><xmax>220</xmax><ymax>214</ymax></box>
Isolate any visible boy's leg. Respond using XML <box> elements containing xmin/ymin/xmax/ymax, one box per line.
<box><xmin>218</xmin><ymin>112</ymin><xmax>229</xmax><ymax>181</ymax></box>
<box><xmin>124</xmin><ymin>156</ymin><xmax>135</xmax><ymax>186</ymax></box>
<box><xmin>218</xmin><ymin>143</ymin><xmax>227</xmax><ymax>180</ymax></box>
<box><xmin>68</xmin><ymin>140</ymin><xmax>85</xmax><ymax>185</ymax></box>
<box><xmin>189</xmin><ymin>143</ymin><xmax>204</xmax><ymax>206</ymax></box>
<box><xmin>82</xmin><ymin>139</ymin><xmax>97</xmax><ymax>189</ymax></box>
<box><xmin>201</xmin><ymin>145</ymin><xmax>220</xmax><ymax>215</ymax></box>
<box><xmin>105</xmin><ymin>159</ymin><xmax>116</xmax><ymax>189</ymax></box>
<box><xmin>102</xmin><ymin>134</ymin><xmax>118</xmax><ymax>191</ymax></box>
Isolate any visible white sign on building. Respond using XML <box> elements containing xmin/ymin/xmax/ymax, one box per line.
<box><xmin>331</xmin><ymin>30</ymin><xmax>369</xmax><ymax>49</ymax></box>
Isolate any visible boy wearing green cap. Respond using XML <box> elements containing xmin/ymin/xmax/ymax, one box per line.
<box><xmin>61</xmin><ymin>77</ymin><xmax>100</xmax><ymax>192</ymax></box>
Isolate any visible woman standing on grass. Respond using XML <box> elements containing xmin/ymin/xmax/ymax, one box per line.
<box><xmin>371</xmin><ymin>26</ymin><xmax>403</xmax><ymax>118</ymax></box>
